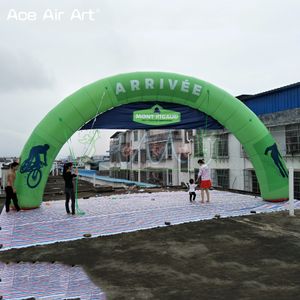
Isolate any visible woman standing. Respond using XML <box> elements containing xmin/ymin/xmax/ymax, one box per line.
<box><xmin>63</xmin><ymin>162</ymin><xmax>78</xmax><ymax>215</ymax></box>
<box><xmin>197</xmin><ymin>159</ymin><xmax>212</xmax><ymax>203</ymax></box>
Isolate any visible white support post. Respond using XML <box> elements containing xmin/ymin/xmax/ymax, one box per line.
<box><xmin>138</xmin><ymin>148</ymin><xmax>141</xmax><ymax>182</ymax></box>
<box><xmin>93</xmin><ymin>172</ymin><xmax>96</xmax><ymax>187</ymax></box>
<box><xmin>289</xmin><ymin>167</ymin><xmax>295</xmax><ymax>217</ymax></box>
<box><xmin>166</xmin><ymin>169</ymin><xmax>169</xmax><ymax>186</ymax></box>
<box><xmin>55</xmin><ymin>164</ymin><xmax>59</xmax><ymax>176</ymax></box>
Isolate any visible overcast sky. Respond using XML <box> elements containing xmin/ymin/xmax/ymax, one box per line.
<box><xmin>0</xmin><ymin>0</ymin><xmax>299</xmax><ymax>158</ymax></box>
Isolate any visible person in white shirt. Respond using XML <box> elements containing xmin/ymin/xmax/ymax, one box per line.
<box><xmin>186</xmin><ymin>178</ymin><xmax>197</xmax><ymax>202</ymax></box>
<box><xmin>197</xmin><ymin>159</ymin><xmax>212</xmax><ymax>203</ymax></box>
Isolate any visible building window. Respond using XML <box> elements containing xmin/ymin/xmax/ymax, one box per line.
<box><xmin>119</xmin><ymin>133</ymin><xmax>126</xmax><ymax>144</ymax></box>
<box><xmin>132</xmin><ymin>171</ymin><xmax>138</xmax><ymax>181</ymax></box>
<box><xmin>119</xmin><ymin>169</ymin><xmax>130</xmax><ymax>180</ymax></box>
<box><xmin>213</xmin><ymin>134</ymin><xmax>229</xmax><ymax>158</ymax></box>
<box><xmin>121</xmin><ymin>144</ymin><xmax>131</xmax><ymax>162</ymax></box>
<box><xmin>180</xmin><ymin>153</ymin><xmax>188</xmax><ymax>172</ymax></box>
<box><xmin>185</xmin><ymin>129</ymin><xmax>193</xmax><ymax>143</ymax></box>
<box><xmin>134</xmin><ymin>130</ymin><xmax>138</xmax><ymax>142</ymax></box>
<box><xmin>148</xmin><ymin>171</ymin><xmax>162</xmax><ymax>184</ymax></box>
<box><xmin>168</xmin><ymin>169</ymin><xmax>172</xmax><ymax>185</ymax></box>
<box><xmin>251</xmin><ymin>170</ymin><xmax>260</xmax><ymax>194</ymax></box>
<box><xmin>212</xmin><ymin>169</ymin><xmax>229</xmax><ymax>189</ymax></box>
<box><xmin>148</xmin><ymin>142</ymin><xmax>166</xmax><ymax>161</ymax></box>
<box><xmin>172</xmin><ymin>130</ymin><xmax>182</xmax><ymax>140</ymax></box>
<box><xmin>286</xmin><ymin>124</ymin><xmax>300</xmax><ymax>155</ymax></box>
<box><xmin>243</xmin><ymin>169</ymin><xmax>260</xmax><ymax>194</ymax></box>
<box><xmin>243</xmin><ymin>170</ymin><xmax>251</xmax><ymax>192</ymax></box>
<box><xmin>194</xmin><ymin>129</ymin><xmax>204</xmax><ymax>157</ymax></box>
<box><xmin>294</xmin><ymin>171</ymin><xmax>300</xmax><ymax>199</ymax></box>
<box><xmin>110</xmin><ymin>151</ymin><xmax>116</xmax><ymax>163</ymax></box>
<box><xmin>140</xmin><ymin>171</ymin><xmax>147</xmax><ymax>182</ymax></box>
<box><xmin>140</xmin><ymin>149</ymin><xmax>146</xmax><ymax>163</ymax></box>
<box><xmin>167</xmin><ymin>142</ymin><xmax>172</xmax><ymax>159</ymax></box>
<box><xmin>133</xmin><ymin>150</ymin><xmax>138</xmax><ymax>163</ymax></box>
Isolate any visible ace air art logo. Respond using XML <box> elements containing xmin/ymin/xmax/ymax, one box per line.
<box><xmin>133</xmin><ymin>105</ymin><xmax>181</xmax><ymax>126</ymax></box>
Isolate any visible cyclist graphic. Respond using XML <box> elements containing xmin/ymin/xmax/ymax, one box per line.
<box><xmin>20</xmin><ymin>144</ymin><xmax>50</xmax><ymax>188</ymax></box>
<box><xmin>264</xmin><ymin>143</ymin><xmax>288</xmax><ymax>178</ymax></box>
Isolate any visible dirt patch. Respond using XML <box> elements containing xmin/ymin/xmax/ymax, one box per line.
<box><xmin>0</xmin><ymin>211</ymin><xmax>300</xmax><ymax>300</ymax></box>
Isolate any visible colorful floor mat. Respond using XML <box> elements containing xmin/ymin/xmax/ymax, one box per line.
<box><xmin>0</xmin><ymin>190</ymin><xmax>299</xmax><ymax>299</ymax></box>
<box><xmin>1</xmin><ymin>190</ymin><xmax>298</xmax><ymax>251</ymax></box>
<box><xmin>0</xmin><ymin>262</ymin><xmax>106</xmax><ymax>299</ymax></box>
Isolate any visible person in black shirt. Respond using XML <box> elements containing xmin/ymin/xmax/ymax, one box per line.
<box><xmin>63</xmin><ymin>162</ymin><xmax>78</xmax><ymax>215</ymax></box>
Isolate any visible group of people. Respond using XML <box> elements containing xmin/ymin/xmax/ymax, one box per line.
<box><xmin>186</xmin><ymin>159</ymin><xmax>211</xmax><ymax>203</ymax></box>
<box><xmin>4</xmin><ymin>161</ymin><xmax>78</xmax><ymax>215</ymax></box>
<box><xmin>4</xmin><ymin>159</ymin><xmax>210</xmax><ymax>213</ymax></box>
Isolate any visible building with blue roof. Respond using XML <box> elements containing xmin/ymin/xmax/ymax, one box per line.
<box><xmin>107</xmin><ymin>82</ymin><xmax>300</xmax><ymax>198</ymax></box>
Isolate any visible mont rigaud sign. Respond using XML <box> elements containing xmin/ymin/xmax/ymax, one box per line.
<box><xmin>133</xmin><ymin>104</ymin><xmax>181</xmax><ymax>126</ymax></box>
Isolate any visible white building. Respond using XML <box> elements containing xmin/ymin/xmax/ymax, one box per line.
<box><xmin>109</xmin><ymin>82</ymin><xmax>300</xmax><ymax>198</ymax></box>
<box><xmin>0</xmin><ymin>158</ymin><xmax>15</xmax><ymax>190</ymax></box>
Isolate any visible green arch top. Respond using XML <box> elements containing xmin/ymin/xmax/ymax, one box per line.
<box><xmin>15</xmin><ymin>71</ymin><xmax>288</xmax><ymax>208</ymax></box>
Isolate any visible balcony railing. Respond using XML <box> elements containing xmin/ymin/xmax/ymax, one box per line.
<box><xmin>147</xmin><ymin>131</ymin><xmax>182</xmax><ymax>143</ymax></box>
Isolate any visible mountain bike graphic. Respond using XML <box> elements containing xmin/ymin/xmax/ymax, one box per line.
<box><xmin>20</xmin><ymin>144</ymin><xmax>50</xmax><ymax>188</ymax></box>
<box><xmin>264</xmin><ymin>143</ymin><xmax>288</xmax><ymax>178</ymax></box>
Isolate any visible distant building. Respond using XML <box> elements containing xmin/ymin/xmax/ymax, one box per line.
<box><xmin>109</xmin><ymin>129</ymin><xmax>184</xmax><ymax>185</ymax></box>
<box><xmin>83</xmin><ymin>155</ymin><xmax>110</xmax><ymax>176</ymax></box>
<box><xmin>0</xmin><ymin>157</ymin><xmax>15</xmax><ymax>190</ymax></box>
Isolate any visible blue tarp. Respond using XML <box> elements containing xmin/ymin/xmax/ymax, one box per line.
<box><xmin>78</xmin><ymin>169</ymin><xmax>158</xmax><ymax>188</ymax></box>
<box><xmin>243</xmin><ymin>83</ymin><xmax>300</xmax><ymax>116</ymax></box>
<box><xmin>80</xmin><ymin>83</ymin><xmax>300</xmax><ymax>130</ymax></box>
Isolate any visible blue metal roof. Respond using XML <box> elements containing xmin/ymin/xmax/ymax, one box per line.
<box><xmin>239</xmin><ymin>82</ymin><xmax>300</xmax><ymax>115</ymax></box>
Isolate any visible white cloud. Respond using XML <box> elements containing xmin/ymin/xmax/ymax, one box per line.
<box><xmin>0</xmin><ymin>47</ymin><xmax>54</xmax><ymax>91</ymax></box>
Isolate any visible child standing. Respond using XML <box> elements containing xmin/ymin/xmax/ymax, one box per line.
<box><xmin>186</xmin><ymin>178</ymin><xmax>197</xmax><ymax>202</ymax></box>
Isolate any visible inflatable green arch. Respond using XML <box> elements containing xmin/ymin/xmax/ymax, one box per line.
<box><xmin>16</xmin><ymin>71</ymin><xmax>288</xmax><ymax>208</ymax></box>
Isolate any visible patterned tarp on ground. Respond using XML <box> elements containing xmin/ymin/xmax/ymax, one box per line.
<box><xmin>1</xmin><ymin>190</ymin><xmax>299</xmax><ymax>251</ymax></box>
<box><xmin>0</xmin><ymin>262</ymin><xmax>106</xmax><ymax>300</ymax></box>
<box><xmin>0</xmin><ymin>190</ymin><xmax>299</xmax><ymax>300</ymax></box>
